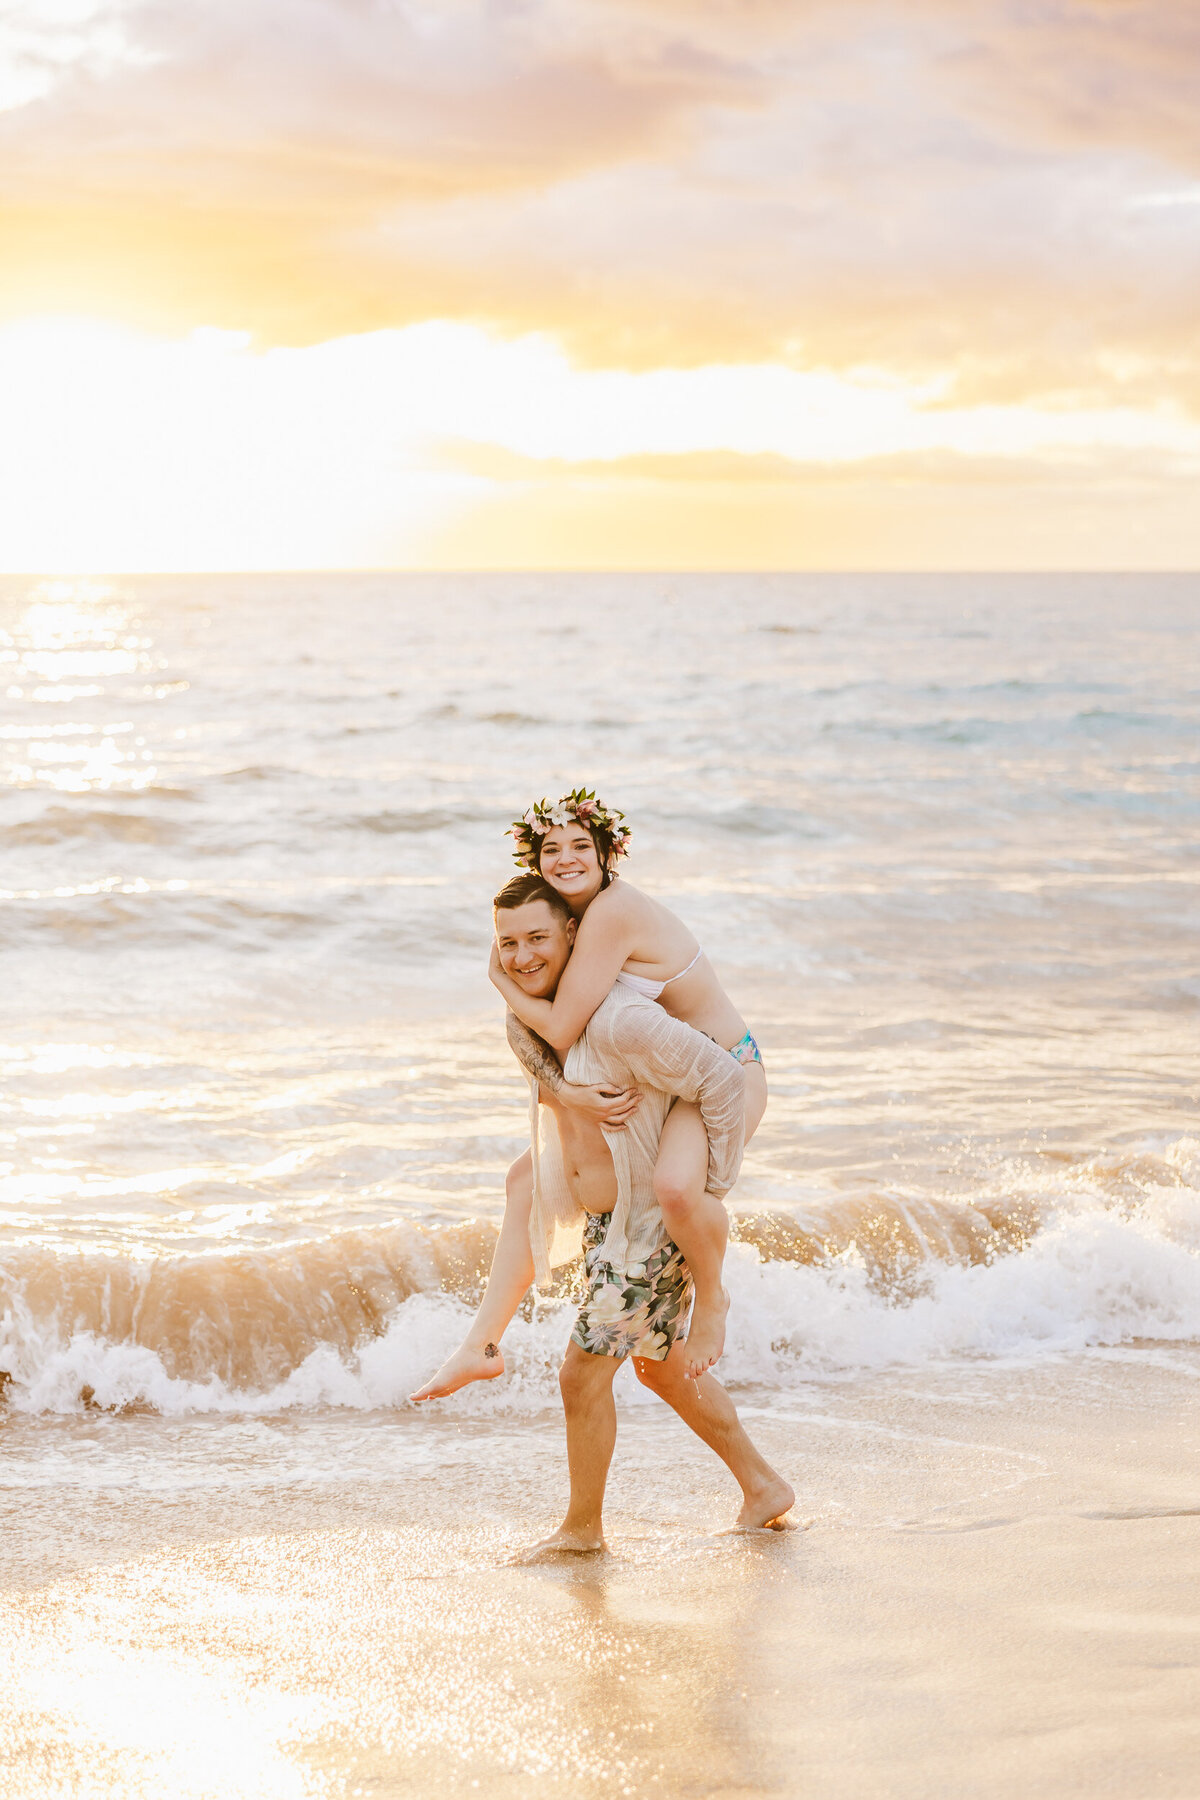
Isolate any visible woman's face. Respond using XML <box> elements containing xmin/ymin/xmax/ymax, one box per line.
<box><xmin>537</xmin><ymin>819</ymin><xmax>605</xmax><ymax>908</ymax></box>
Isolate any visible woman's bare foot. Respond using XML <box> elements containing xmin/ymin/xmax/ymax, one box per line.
<box><xmin>512</xmin><ymin>1525</ymin><xmax>607</xmax><ymax>1564</ymax></box>
<box><xmin>735</xmin><ymin>1475</ymin><xmax>796</xmax><ymax>1532</ymax></box>
<box><xmin>409</xmin><ymin>1339</ymin><xmax>505</xmax><ymax>1403</ymax></box>
<box><xmin>684</xmin><ymin>1287</ymin><xmax>730</xmax><ymax>1382</ymax></box>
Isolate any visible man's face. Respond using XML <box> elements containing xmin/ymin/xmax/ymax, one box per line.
<box><xmin>494</xmin><ymin>899</ymin><xmax>576</xmax><ymax>998</ymax></box>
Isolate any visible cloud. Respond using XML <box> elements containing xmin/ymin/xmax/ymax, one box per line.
<box><xmin>1</xmin><ymin>1</ymin><xmax>1198</xmax><ymax>421</ymax></box>
<box><xmin>932</xmin><ymin>1</ymin><xmax>1200</xmax><ymax>173</ymax></box>
<box><xmin>0</xmin><ymin>0</ymin><xmax>154</xmax><ymax>113</ymax></box>
<box><xmin>411</xmin><ymin>439</ymin><xmax>1200</xmax><ymax>572</ymax></box>
<box><xmin>0</xmin><ymin>0</ymin><xmax>769</xmax><ymax>340</ymax></box>
<box><xmin>431</xmin><ymin>439</ymin><xmax>1200</xmax><ymax>492</ymax></box>
<box><xmin>2</xmin><ymin>312</ymin><xmax>1195</xmax><ymax>571</ymax></box>
<box><xmin>0</xmin><ymin>0</ymin><xmax>762</xmax><ymax>203</ymax></box>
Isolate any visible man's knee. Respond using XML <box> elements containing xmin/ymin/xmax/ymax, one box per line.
<box><xmin>632</xmin><ymin>1355</ymin><xmax>672</xmax><ymax>1393</ymax></box>
<box><xmin>559</xmin><ymin>1347</ymin><xmax>610</xmax><ymax>1408</ymax></box>
<box><xmin>558</xmin><ymin>1353</ymin><xmax>581</xmax><ymax>1404</ymax></box>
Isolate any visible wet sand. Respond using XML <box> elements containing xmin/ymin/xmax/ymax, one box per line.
<box><xmin>3</xmin><ymin>1353</ymin><xmax>1199</xmax><ymax>1799</ymax></box>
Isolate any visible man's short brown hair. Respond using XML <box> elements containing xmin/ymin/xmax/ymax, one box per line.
<box><xmin>492</xmin><ymin>871</ymin><xmax>573</xmax><ymax>924</ymax></box>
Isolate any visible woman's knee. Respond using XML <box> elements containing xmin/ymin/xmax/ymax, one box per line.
<box><xmin>653</xmin><ymin>1166</ymin><xmax>700</xmax><ymax>1219</ymax></box>
<box><xmin>742</xmin><ymin>1063</ymin><xmax>769</xmax><ymax>1141</ymax></box>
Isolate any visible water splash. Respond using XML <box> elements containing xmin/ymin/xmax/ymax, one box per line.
<box><xmin>4</xmin><ymin>1143</ymin><xmax>1199</xmax><ymax>1416</ymax></box>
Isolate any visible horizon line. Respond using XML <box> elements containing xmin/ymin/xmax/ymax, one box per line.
<box><xmin>3</xmin><ymin>567</ymin><xmax>1199</xmax><ymax>580</ymax></box>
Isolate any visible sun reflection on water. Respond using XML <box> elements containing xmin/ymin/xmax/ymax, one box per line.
<box><xmin>2</xmin><ymin>579</ymin><xmax>161</xmax><ymax>790</ymax></box>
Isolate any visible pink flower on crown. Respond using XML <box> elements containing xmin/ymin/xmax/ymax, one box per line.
<box><xmin>507</xmin><ymin>788</ymin><xmax>631</xmax><ymax>865</ymax></box>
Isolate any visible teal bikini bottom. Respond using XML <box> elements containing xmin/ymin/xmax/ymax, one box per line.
<box><xmin>730</xmin><ymin>1030</ymin><xmax>763</xmax><ymax>1067</ymax></box>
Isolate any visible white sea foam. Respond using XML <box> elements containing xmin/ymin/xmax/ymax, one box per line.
<box><xmin>5</xmin><ymin>1180</ymin><xmax>1199</xmax><ymax>1417</ymax></box>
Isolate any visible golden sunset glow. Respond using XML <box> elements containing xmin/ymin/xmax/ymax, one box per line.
<box><xmin>2</xmin><ymin>1</ymin><xmax>1198</xmax><ymax>568</ymax></box>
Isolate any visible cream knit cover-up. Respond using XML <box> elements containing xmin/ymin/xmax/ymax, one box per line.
<box><xmin>526</xmin><ymin>983</ymin><xmax>746</xmax><ymax>1287</ymax></box>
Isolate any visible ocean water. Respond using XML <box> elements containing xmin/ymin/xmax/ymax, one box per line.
<box><xmin>2</xmin><ymin>571</ymin><xmax>1198</xmax><ymax>1420</ymax></box>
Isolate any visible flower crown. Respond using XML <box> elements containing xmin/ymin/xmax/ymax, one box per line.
<box><xmin>508</xmin><ymin>787</ymin><xmax>632</xmax><ymax>869</ymax></box>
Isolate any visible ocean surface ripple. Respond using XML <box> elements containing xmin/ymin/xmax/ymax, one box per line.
<box><xmin>2</xmin><ymin>573</ymin><xmax>1197</xmax><ymax>1414</ymax></box>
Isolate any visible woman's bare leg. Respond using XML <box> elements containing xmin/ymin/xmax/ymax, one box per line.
<box><xmin>410</xmin><ymin>1150</ymin><xmax>535</xmax><ymax>1401</ymax></box>
<box><xmin>653</xmin><ymin>1105</ymin><xmax>728</xmax><ymax>1381</ymax></box>
<box><xmin>653</xmin><ymin>1063</ymin><xmax>768</xmax><ymax>1383</ymax></box>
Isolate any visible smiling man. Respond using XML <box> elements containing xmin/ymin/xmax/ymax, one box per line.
<box><xmin>415</xmin><ymin>870</ymin><xmax>794</xmax><ymax>1555</ymax></box>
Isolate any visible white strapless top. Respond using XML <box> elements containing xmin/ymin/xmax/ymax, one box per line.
<box><xmin>614</xmin><ymin>947</ymin><xmax>702</xmax><ymax>1002</ymax></box>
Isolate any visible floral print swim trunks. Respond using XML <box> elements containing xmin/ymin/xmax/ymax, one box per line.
<box><xmin>570</xmin><ymin>1211</ymin><xmax>693</xmax><ymax>1362</ymax></box>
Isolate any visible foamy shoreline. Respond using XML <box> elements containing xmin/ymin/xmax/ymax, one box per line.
<box><xmin>4</xmin><ymin>1142</ymin><xmax>1200</xmax><ymax>1417</ymax></box>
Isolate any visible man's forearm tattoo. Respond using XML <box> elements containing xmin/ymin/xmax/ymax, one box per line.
<box><xmin>506</xmin><ymin>1011</ymin><xmax>565</xmax><ymax>1095</ymax></box>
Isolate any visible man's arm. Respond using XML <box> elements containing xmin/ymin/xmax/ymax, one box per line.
<box><xmin>506</xmin><ymin>1010</ymin><xmax>565</xmax><ymax>1097</ymax></box>
<box><xmin>507</xmin><ymin>1011</ymin><xmax>644</xmax><ymax>1129</ymax></box>
<box><xmin>606</xmin><ymin>1004</ymin><xmax>745</xmax><ymax>1197</ymax></box>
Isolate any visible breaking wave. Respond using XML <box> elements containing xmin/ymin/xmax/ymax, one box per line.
<box><xmin>4</xmin><ymin>1141</ymin><xmax>1200</xmax><ymax>1417</ymax></box>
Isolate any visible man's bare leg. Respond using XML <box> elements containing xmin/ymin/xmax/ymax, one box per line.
<box><xmin>410</xmin><ymin>1151</ymin><xmax>534</xmax><ymax>1401</ymax></box>
<box><xmin>632</xmin><ymin>1338</ymin><xmax>795</xmax><ymax>1530</ymax></box>
<box><xmin>653</xmin><ymin>1066</ymin><xmax>767</xmax><ymax>1383</ymax></box>
<box><xmin>516</xmin><ymin>1341</ymin><xmax>622</xmax><ymax>1561</ymax></box>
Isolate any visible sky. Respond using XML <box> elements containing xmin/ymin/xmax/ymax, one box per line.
<box><xmin>1</xmin><ymin>0</ymin><xmax>1198</xmax><ymax>570</ymax></box>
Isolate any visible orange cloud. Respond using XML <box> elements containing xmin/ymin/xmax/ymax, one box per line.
<box><xmin>2</xmin><ymin>0</ymin><xmax>1199</xmax><ymax>574</ymax></box>
<box><xmin>412</xmin><ymin>444</ymin><xmax>1200</xmax><ymax>572</ymax></box>
<box><xmin>430</xmin><ymin>439</ymin><xmax>1200</xmax><ymax>490</ymax></box>
<box><xmin>0</xmin><ymin>2</ymin><xmax>769</xmax><ymax>344</ymax></box>
<box><xmin>1</xmin><ymin>0</ymin><xmax>1196</xmax><ymax>384</ymax></box>
<box><xmin>931</xmin><ymin>1</ymin><xmax>1200</xmax><ymax>172</ymax></box>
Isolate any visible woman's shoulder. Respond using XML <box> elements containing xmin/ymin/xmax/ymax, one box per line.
<box><xmin>577</xmin><ymin>878</ymin><xmax>649</xmax><ymax>933</ymax></box>
<box><xmin>588</xmin><ymin>877</ymin><xmax>650</xmax><ymax>917</ymax></box>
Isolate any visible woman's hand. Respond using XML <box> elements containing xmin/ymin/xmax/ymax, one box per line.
<box><xmin>560</xmin><ymin>1083</ymin><xmax>642</xmax><ymax>1130</ymax></box>
<box><xmin>488</xmin><ymin>939</ymin><xmax>506</xmax><ymax>989</ymax></box>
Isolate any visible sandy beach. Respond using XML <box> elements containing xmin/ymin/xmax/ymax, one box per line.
<box><xmin>5</xmin><ymin>1351</ymin><xmax>1198</xmax><ymax>1800</ymax></box>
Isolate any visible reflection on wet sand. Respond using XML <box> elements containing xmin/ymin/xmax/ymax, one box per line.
<box><xmin>0</xmin><ymin>1521</ymin><xmax>803</xmax><ymax>1800</ymax></box>
<box><xmin>512</xmin><ymin>1537</ymin><xmax>795</xmax><ymax>1795</ymax></box>
<box><xmin>3</xmin><ymin>1355</ymin><xmax>1199</xmax><ymax>1799</ymax></box>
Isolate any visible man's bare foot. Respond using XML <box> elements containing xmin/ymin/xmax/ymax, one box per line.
<box><xmin>736</xmin><ymin>1476</ymin><xmax>796</xmax><ymax>1532</ymax></box>
<box><xmin>409</xmin><ymin>1339</ymin><xmax>504</xmax><ymax>1403</ymax></box>
<box><xmin>684</xmin><ymin>1287</ymin><xmax>730</xmax><ymax>1381</ymax></box>
<box><xmin>512</xmin><ymin>1525</ymin><xmax>607</xmax><ymax>1565</ymax></box>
